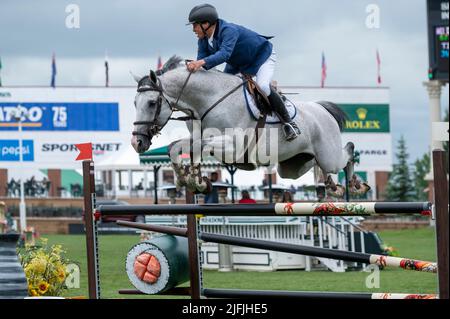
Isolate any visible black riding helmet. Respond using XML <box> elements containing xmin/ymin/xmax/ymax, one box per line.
<box><xmin>187</xmin><ymin>4</ymin><xmax>218</xmax><ymax>25</ymax></box>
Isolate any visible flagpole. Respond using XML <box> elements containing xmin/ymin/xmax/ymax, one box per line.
<box><xmin>376</xmin><ymin>49</ymin><xmax>381</xmax><ymax>85</ymax></box>
<box><xmin>14</xmin><ymin>104</ymin><xmax>27</xmax><ymax>232</ymax></box>
<box><xmin>51</xmin><ymin>52</ymin><xmax>56</xmax><ymax>88</ymax></box>
<box><xmin>0</xmin><ymin>56</ymin><xmax>2</xmax><ymax>87</ymax></box>
<box><xmin>105</xmin><ymin>50</ymin><xmax>109</xmax><ymax>87</ymax></box>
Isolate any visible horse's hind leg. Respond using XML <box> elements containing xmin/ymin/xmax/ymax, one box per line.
<box><xmin>341</xmin><ymin>142</ymin><xmax>371</xmax><ymax>196</ymax></box>
<box><xmin>343</xmin><ymin>142</ymin><xmax>355</xmax><ymax>184</ymax></box>
<box><xmin>314</xmin><ymin>141</ymin><xmax>355</xmax><ymax>199</ymax></box>
<box><xmin>314</xmin><ymin>165</ymin><xmax>346</xmax><ymax>200</ymax></box>
<box><xmin>313</xmin><ymin>165</ymin><xmax>327</xmax><ymax>201</ymax></box>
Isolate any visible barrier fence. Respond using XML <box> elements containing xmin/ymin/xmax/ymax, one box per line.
<box><xmin>83</xmin><ymin>150</ymin><xmax>449</xmax><ymax>299</ymax></box>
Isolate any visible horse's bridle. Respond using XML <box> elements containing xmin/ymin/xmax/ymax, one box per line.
<box><xmin>132</xmin><ymin>66</ymin><xmax>196</xmax><ymax>141</ymax></box>
<box><xmin>132</xmin><ymin>75</ymin><xmax>174</xmax><ymax>140</ymax></box>
<box><xmin>132</xmin><ymin>67</ymin><xmax>246</xmax><ymax>141</ymax></box>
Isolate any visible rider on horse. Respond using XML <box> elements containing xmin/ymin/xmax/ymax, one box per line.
<box><xmin>186</xmin><ymin>3</ymin><xmax>301</xmax><ymax>141</ymax></box>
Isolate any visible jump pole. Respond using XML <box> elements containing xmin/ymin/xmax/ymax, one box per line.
<box><xmin>433</xmin><ymin>149</ymin><xmax>449</xmax><ymax>299</ymax></box>
<box><xmin>117</xmin><ymin>220</ymin><xmax>438</xmax><ymax>273</ymax></box>
<box><xmin>185</xmin><ymin>190</ymin><xmax>202</xmax><ymax>299</ymax></box>
<box><xmin>97</xmin><ymin>201</ymin><xmax>432</xmax><ymax>217</ymax></box>
<box><xmin>202</xmin><ymin>289</ymin><xmax>437</xmax><ymax>299</ymax></box>
<box><xmin>82</xmin><ymin>160</ymin><xmax>100</xmax><ymax>299</ymax></box>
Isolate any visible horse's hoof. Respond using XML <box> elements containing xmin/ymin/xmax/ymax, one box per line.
<box><xmin>326</xmin><ymin>185</ymin><xmax>345</xmax><ymax>198</ymax></box>
<box><xmin>201</xmin><ymin>177</ymin><xmax>213</xmax><ymax>194</ymax></box>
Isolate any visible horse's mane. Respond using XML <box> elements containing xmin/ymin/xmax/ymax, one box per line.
<box><xmin>157</xmin><ymin>55</ymin><xmax>184</xmax><ymax>75</ymax></box>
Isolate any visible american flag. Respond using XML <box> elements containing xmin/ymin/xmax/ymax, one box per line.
<box><xmin>376</xmin><ymin>49</ymin><xmax>382</xmax><ymax>84</ymax></box>
<box><xmin>51</xmin><ymin>53</ymin><xmax>57</xmax><ymax>88</ymax></box>
<box><xmin>157</xmin><ymin>56</ymin><xmax>163</xmax><ymax>71</ymax></box>
<box><xmin>321</xmin><ymin>52</ymin><xmax>327</xmax><ymax>88</ymax></box>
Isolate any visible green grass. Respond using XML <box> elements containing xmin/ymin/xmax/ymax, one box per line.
<box><xmin>44</xmin><ymin>228</ymin><xmax>438</xmax><ymax>299</ymax></box>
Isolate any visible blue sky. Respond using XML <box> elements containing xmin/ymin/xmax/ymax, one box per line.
<box><xmin>0</xmin><ymin>0</ymin><xmax>448</xmax><ymax>162</ymax></box>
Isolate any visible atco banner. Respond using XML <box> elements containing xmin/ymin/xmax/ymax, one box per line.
<box><xmin>0</xmin><ymin>102</ymin><xmax>119</xmax><ymax>131</ymax></box>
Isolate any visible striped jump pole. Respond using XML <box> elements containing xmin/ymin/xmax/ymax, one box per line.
<box><xmin>117</xmin><ymin>221</ymin><xmax>437</xmax><ymax>273</ymax></box>
<box><xmin>202</xmin><ymin>288</ymin><xmax>438</xmax><ymax>299</ymax></box>
<box><xmin>99</xmin><ymin>201</ymin><xmax>432</xmax><ymax>217</ymax></box>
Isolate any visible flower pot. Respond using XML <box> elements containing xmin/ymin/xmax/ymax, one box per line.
<box><xmin>0</xmin><ymin>233</ymin><xmax>28</xmax><ymax>299</ymax></box>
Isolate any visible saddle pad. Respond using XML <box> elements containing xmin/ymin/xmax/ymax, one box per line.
<box><xmin>242</xmin><ymin>85</ymin><xmax>297</xmax><ymax>124</ymax></box>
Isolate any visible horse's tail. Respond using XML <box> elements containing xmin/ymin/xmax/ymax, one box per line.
<box><xmin>316</xmin><ymin>101</ymin><xmax>348</xmax><ymax>132</ymax></box>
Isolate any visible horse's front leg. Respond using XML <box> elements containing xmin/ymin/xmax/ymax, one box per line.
<box><xmin>169</xmin><ymin>139</ymin><xmax>190</xmax><ymax>191</ymax></box>
<box><xmin>168</xmin><ymin>138</ymin><xmax>212</xmax><ymax>194</ymax></box>
<box><xmin>325</xmin><ymin>175</ymin><xmax>345</xmax><ymax>198</ymax></box>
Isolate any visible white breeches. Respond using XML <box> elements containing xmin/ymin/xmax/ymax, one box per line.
<box><xmin>255</xmin><ymin>50</ymin><xmax>276</xmax><ymax>96</ymax></box>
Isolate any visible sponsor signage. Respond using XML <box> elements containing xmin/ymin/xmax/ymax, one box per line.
<box><xmin>427</xmin><ymin>0</ymin><xmax>449</xmax><ymax>81</ymax></box>
<box><xmin>342</xmin><ymin>133</ymin><xmax>392</xmax><ymax>170</ymax></box>
<box><xmin>0</xmin><ymin>140</ymin><xmax>34</xmax><ymax>161</ymax></box>
<box><xmin>340</xmin><ymin>104</ymin><xmax>390</xmax><ymax>133</ymax></box>
<box><xmin>39</xmin><ymin>142</ymin><xmax>122</xmax><ymax>159</ymax></box>
<box><xmin>0</xmin><ymin>102</ymin><xmax>119</xmax><ymax>131</ymax></box>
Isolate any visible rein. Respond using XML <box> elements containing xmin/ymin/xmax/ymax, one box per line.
<box><xmin>133</xmin><ymin>69</ymin><xmax>265</xmax><ymax>144</ymax></box>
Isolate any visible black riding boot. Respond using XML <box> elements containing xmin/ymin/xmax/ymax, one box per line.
<box><xmin>268</xmin><ymin>89</ymin><xmax>300</xmax><ymax>141</ymax></box>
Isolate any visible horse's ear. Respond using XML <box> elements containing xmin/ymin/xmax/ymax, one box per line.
<box><xmin>130</xmin><ymin>71</ymin><xmax>141</xmax><ymax>83</ymax></box>
<box><xmin>149</xmin><ymin>70</ymin><xmax>158</xmax><ymax>84</ymax></box>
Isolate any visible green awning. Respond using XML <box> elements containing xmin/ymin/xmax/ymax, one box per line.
<box><xmin>61</xmin><ymin>169</ymin><xmax>83</xmax><ymax>190</ymax></box>
<box><xmin>39</xmin><ymin>169</ymin><xmax>83</xmax><ymax>190</ymax></box>
<box><xmin>139</xmin><ymin>146</ymin><xmax>172</xmax><ymax>166</ymax></box>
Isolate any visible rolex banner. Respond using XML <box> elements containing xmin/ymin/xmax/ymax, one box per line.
<box><xmin>340</xmin><ymin>104</ymin><xmax>390</xmax><ymax>133</ymax></box>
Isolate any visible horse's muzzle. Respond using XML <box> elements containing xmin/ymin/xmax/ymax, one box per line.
<box><xmin>131</xmin><ymin>134</ymin><xmax>152</xmax><ymax>154</ymax></box>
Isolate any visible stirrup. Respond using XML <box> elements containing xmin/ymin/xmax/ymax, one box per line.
<box><xmin>290</xmin><ymin>122</ymin><xmax>301</xmax><ymax>135</ymax></box>
<box><xmin>282</xmin><ymin>123</ymin><xmax>299</xmax><ymax>141</ymax></box>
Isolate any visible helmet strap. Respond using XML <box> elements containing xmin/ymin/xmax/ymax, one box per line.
<box><xmin>200</xmin><ymin>22</ymin><xmax>214</xmax><ymax>38</ymax></box>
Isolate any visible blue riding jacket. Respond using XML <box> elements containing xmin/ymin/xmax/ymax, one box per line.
<box><xmin>197</xmin><ymin>19</ymin><xmax>273</xmax><ymax>76</ymax></box>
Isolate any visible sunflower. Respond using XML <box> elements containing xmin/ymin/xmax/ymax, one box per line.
<box><xmin>38</xmin><ymin>281</ymin><xmax>50</xmax><ymax>295</ymax></box>
<box><xmin>56</xmin><ymin>267</ymin><xmax>66</xmax><ymax>283</ymax></box>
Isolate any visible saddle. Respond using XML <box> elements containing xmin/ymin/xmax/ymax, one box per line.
<box><xmin>243</xmin><ymin>75</ymin><xmax>273</xmax><ymax>116</ymax></box>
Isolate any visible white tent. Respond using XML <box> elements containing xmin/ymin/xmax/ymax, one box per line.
<box><xmin>95</xmin><ymin>145</ymin><xmax>142</xmax><ymax>171</ymax></box>
<box><xmin>94</xmin><ymin>145</ymin><xmax>150</xmax><ymax>198</ymax></box>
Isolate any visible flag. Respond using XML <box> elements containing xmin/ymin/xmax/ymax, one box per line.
<box><xmin>75</xmin><ymin>143</ymin><xmax>93</xmax><ymax>161</ymax></box>
<box><xmin>376</xmin><ymin>49</ymin><xmax>382</xmax><ymax>84</ymax></box>
<box><xmin>0</xmin><ymin>56</ymin><xmax>2</xmax><ymax>87</ymax></box>
<box><xmin>51</xmin><ymin>53</ymin><xmax>57</xmax><ymax>88</ymax></box>
<box><xmin>321</xmin><ymin>52</ymin><xmax>327</xmax><ymax>88</ymax></box>
<box><xmin>105</xmin><ymin>51</ymin><xmax>109</xmax><ymax>87</ymax></box>
<box><xmin>157</xmin><ymin>55</ymin><xmax>163</xmax><ymax>71</ymax></box>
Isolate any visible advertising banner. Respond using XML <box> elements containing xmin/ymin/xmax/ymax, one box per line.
<box><xmin>0</xmin><ymin>140</ymin><xmax>34</xmax><ymax>161</ymax></box>
<box><xmin>0</xmin><ymin>102</ymin><xmax>119</xmax><ymax>131</ymax></box>
<box><xmin>342</xmin><ymin>133</ymin><xmax>392</xmax><ymax>171</ymax></box>
<box><xmin>340</xmin><ymin>104</ymin><xmax>390</xmax><ymax>133</ymax></box>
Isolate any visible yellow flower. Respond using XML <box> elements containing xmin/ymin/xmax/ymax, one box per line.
<box><xmin>30</xmin><ymin>289</ymin><xmax>39</xmax><ymax>297</ymax></box>
<box><xmin>19</xmin><ymin>237</ymin><xmax>70</xmax><ymax>297</ymax></box>
<box><xmin>56</xmin><ymin>267</ymin><xmax>66</xmax><ymax>283</ymax></box>
<box><xmin>30</xmin><ymin>257</ymin><xmax>47</xmax><ymax>274</ymax></box>
<box><xmin>38</xmin><ymin>281</ymin><xmax>50</xmax><ymax>295</ymax></box>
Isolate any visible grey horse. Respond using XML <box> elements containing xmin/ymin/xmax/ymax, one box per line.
<box><xmin>131</xmin><ymin>56</ymin><xmax>369</xmax><ymax>197</ymax></box>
